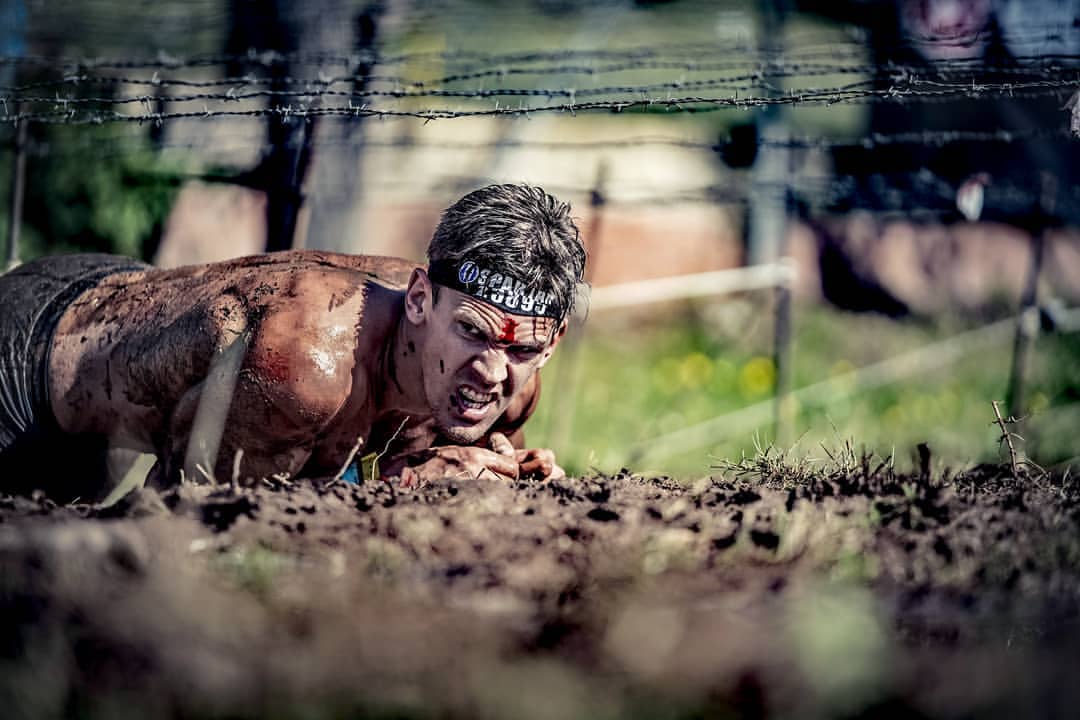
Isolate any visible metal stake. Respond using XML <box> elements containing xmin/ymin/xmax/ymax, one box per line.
<box><xmin>1006</xmin><ymin>174</ymin><xmax>1055</xmax><ymax>420</ymax></box>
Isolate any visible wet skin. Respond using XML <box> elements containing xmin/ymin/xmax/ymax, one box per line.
<box><xmin>46</xmin><ymin>250</ymin><xmax>561</xmax><ymax>487</ymax></box>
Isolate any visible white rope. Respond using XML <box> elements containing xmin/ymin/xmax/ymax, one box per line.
<box><xmin>588</xmin><ymin>260</ymin><xmax>795</xmax><ymax>311</ymax></box>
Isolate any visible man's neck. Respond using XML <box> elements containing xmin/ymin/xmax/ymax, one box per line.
<box><xmin>375</xmin><ymin>308</ymin><xmax>427</xmax><ymax>416</ymax></box>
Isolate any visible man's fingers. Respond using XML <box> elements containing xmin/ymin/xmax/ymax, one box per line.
<box><xmin>518</xmin><ymin>455</ymin><xmax>553</xmax><ymax>477</ymax></box>
<box><xmin>482</xmin><ymin>449</ymin><xmax>520</xmax><ymax>479</ymax></box>
<box><xmin>389</xmin><ymin>446</ymin><xmax>522</xmax><ymax>486</ymax></box>
<box><xmin>461</xmin><ymin>446</ymin><xmax>519</xmax><ymax>480</ymax></box>
<box><xmin>515</xmin><ymin>448</ymin><xmax>563</xmax><ymax>480</ymax></box>
<box><xmin>398</xmin><ymin>466</ymin><xmax>418</xmax><ymax>489</ymax></box>
<box><xmin>489</xmin><ymin>432</ymin><xmax>515</xmax><ymax>457</ymax></box>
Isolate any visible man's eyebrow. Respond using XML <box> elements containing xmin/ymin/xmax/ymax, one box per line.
<box><xmin>454</xmin><ymin>309</ymin><xmax>486</xmax><ymax>326</ymax></box>
<box><xmin>506</xmin><ymin>339</ymin><xmax>544</xmax><ymax>349</ymax></box>
<box><xmin>454</xmin><ymin>311</ymin><xmax>494</xmax><ymax>337</ymax></box>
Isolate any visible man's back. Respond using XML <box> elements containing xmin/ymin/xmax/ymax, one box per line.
<box><xmin>47</xmin><ymin>251</ymin><xmax>418</xmax><ymax>485</ymax></box>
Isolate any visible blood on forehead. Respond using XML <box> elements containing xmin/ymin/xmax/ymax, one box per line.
<box><xmin>498</xmin><ymin>318</ymin><xmax>518</xmax><ymax>343</ymax></box>
<box><xmin>453</xmin><ymin>293</ymin><xmax>556</xmax><ymax>345</ymax></box>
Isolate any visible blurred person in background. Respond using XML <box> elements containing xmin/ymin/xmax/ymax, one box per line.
<box><xmin>795</xmin><ymin>0</ymin><xmax>1079</xmax><ymax>314</ymax></box>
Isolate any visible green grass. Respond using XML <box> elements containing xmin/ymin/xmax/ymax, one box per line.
<box><xmin>531</xmin><ymin>299</ymin><xmax>1080</xmax><ymax>478</ymax></box>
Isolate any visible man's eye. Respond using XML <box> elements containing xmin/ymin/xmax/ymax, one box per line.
<box><xmin>511</xmin><ymin>346</ymin><xmax>542</xmax><ymax>359</ymax></box>
<box><xmin>458</xmin><ymin>322</ymin><xmax>484</xmax><ymax>339</ymax></box>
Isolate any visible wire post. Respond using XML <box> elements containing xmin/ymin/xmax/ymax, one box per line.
<box><xmin>773</xmin><ymin>251</ymin><xmax>795</xmax><ymax>447</ymax></box>
<box><xmin>1006</xmin><ymin>173</ymin><xmax>1054</xmax><ymax>421</ymax></box>
<box><xmin>548</xmin><ymin>161</ymin><xmax>606</xmax><ymax>452</ymax></box>
<box><xmin>263</xmin><ymin>116</ymin><xmax>314</xmax><ymax>252</ymax></box>
<box><xmin>769</xmin><ymin>117</ymin><xmax>800</xmax><ymax>446</ymax></box>
<box><xmin>304</xmin><ymin>3</ymin><xmax>383</xmax><ymax>253</ymax></box>
<box><xmin>773</xmin><ymin>278</ymin><xmax>793</xmax><ymax>446</ymax></box>
<box><xmin>747</xmin><ymin>0</ymin><xmax>789</xmax><ymax>266</ymax></box>
<box><xmin>5</xmin><ymin>116</ymin><xmax>27</xmax><ymax>270</ymax></box>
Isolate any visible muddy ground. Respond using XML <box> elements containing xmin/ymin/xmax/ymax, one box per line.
<box><xmin>2</xmin><ymin>456</ymin><xmax>1079</xmax><ymax>720</ymax></box>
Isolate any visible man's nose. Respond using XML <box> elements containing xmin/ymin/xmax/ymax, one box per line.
<box><xmin>473</xmin><ymin>346</ymin><xmax>509</xmax><ymax>385</ymax></box>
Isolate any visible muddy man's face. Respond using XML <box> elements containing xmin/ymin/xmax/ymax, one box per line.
<box><xmin>406</xmin><ymin>272</ymin><xmax>563</xmax><ymax>444</ymax></box>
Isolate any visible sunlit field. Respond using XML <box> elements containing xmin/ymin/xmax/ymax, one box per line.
<box><xmin>533</xmin><ymin>300</ymin><xmax>1080</xmax><ymax>478</ymax></box>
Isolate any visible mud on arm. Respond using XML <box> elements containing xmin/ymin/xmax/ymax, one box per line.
<box><xmin>161</xmin><ymin>311</ymin><xmax>352</xmax><ymax>485</ymax></box>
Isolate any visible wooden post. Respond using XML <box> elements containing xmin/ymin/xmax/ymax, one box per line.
<box><xmin>1006</xmin><ymin>174</ymin><xmax>1055</xmax><ymax>421</ymax></box>
<box><xmin>5</xmin><ymin>116</ymin><xmax>27</xmax><ymax>270</ymax></box>
<box><xmin>263</xmin><ymin>116</ymin><xmax>314</xmax><ymax>252</ymax></box>
<box><xmin>226</xmin><ymin>0</ymin><xmax>325</xmax><ymax>253</ymax></box>
<box><xmin>303</xmin><ymin>3</ymin><xmax>383</xmax><ymax>253</ymax></box>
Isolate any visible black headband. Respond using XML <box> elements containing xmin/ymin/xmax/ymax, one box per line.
<box><xmin>427</xmin><ymin>259</ymin><xmax>563</xmax><ymax>320</ymax></box>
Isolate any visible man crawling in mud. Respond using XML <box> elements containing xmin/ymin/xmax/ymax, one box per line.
<box><xmin>0</xmin><ymin>184</ymin><xmax>586</xmax><ymax>501</ymax></box>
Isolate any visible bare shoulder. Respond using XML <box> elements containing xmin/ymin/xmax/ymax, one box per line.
<box><xmin>301</xmin><ymin>250</ymin><xmax>420</xmax><ymax>289</ymax></box>
<box><xmin>214</xmin><ymin>250</ymin><xmax>419</xmax><ymax>289</ymax></box>
<box><xmin>241</xmin><ymin>266</ymin><xmax>397</xmax><ymax>429</ymax></box>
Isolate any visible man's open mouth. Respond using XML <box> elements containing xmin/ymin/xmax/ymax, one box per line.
<box><xmin>453</xmin><ymin>386</ymin><xmax>496</xmax><ymax>416</ymax></box>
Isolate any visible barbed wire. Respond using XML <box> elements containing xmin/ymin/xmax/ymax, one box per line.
<box><xmin>4</xmin><ymin>76</ymin><xmax>882</xmax><ymax>106</ymax></box>
<box><xmin>1</xmin><ymin>36</ymin><xmax>1074</xmax><ymax>134</ymax></box>
<box><xmin>5</xmin><ymin>52</ymin><xmax>1077</xmax><ymax>97</ymax></box>
<box><xmin>3</xmin><ymin>77</ymin><xmax>1075</xmax><ymax>125</ymax></box>
<box><xmin>6</xmin><ymin>52</ymin><xmax>1071</xmax><ymax>101</ymax></box>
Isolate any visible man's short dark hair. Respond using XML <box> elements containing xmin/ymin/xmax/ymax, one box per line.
<box><xmin>427</xmin><ymin>184</ymin><xmax>587</xmax><ymax>323</ymax></box>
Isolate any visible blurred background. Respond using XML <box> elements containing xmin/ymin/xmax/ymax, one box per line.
<box><xmin>1</xmin><ymin>0</ymin><xmax>1078</xmax><ymax>477</ymax></box>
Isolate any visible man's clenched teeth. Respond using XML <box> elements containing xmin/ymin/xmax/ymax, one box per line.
<box><xmin>457</xmin><ymin>385</ymin><xmax>496</xmax><ymax>409</ymax></box>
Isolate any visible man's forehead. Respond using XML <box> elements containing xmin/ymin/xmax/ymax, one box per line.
<box><xmin>446</xmin><ymin>289</ymin><xmax>558</xmax><ymax>340</ymax></box>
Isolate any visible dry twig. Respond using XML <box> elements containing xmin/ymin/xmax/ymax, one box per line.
<box><xmin>231</xmin><ymin>449</ymin><xmax>243</xmax><ymax>489</ymax></box>
<box><xmin>194</xmin><ymin>463</ymin><xmax>216</xmax><ymax>485</ymax></box>
<box><xmin>992</xmin><ymin>400</ymin><xmax>1022</xmax><ymax>477</ymax></box>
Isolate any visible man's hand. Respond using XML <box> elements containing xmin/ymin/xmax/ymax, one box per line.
<box><xmin>382</xmin><ymin>445</ymin><xmax>520</xmax><ymax>488</ymax></box>
<box><xmin>383</xmin><ymin>433</ymin><xmax>566</xmax><ymax>488</ymax></box>
<box><xmin>515</xmin><ymin>447</ymin><xmax>566</xmax><ymax>480</ymax></box>
<box><xmin>489</xmin><ymin>432</ymin><xmax>566</xmax><ymax>481</ymax></box>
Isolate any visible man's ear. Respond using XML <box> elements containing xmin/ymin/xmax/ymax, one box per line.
<box><xmin>536</xmin><ymin>321</ymin><xmax>568</xmax><ymax>369</ymax></box>
<box><xmin>404</xmin><ymin>268</ymin><xmax>433</xmax><ymax>326</ymax></box>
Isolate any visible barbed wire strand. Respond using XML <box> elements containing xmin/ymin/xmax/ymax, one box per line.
<box><xmin>5</xmin><ymin>51</ymin><xmax>1077</xmax><ymax>96</ymax></box>
<box><xmin>3</xmin><ymin>77</ymin><xmax>1075</xmax><ymax>125</ymax></box>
